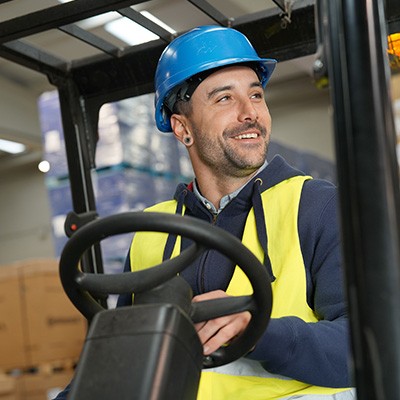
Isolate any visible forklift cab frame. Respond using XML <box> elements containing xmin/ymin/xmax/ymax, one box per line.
<box><xmin>1</xmin><ymin>1</ymin><xmax>400</xmax><ymax>398</ymax></box>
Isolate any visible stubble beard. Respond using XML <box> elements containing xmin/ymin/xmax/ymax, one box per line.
<box><xmin>194</xmin><ymin>121</ymin><xmax>269</xmax><ymax>178</ymax></box>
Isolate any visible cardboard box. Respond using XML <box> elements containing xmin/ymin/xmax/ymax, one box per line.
<box><xmin>19</xmin><ymin>259</ymin><xmax>87</xmax><ymax>366</ymax></box>
<box><xmin>0</xmin><ymin>266</ymin><xmax>28</xmax><ymax>371</ymax></box>
<box><xmin>0</xmin><ymin>374</ymin><xmax>18</xmax><ymax>400</ymax></box>
<box><xmin>0</xmin><ymin>259</ymin><xmax>87</xmax><ymax>371</ymax></box>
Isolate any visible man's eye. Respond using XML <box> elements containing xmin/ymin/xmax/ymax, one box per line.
<box><xmin>217</xmin><ymin>95</ymin><xmax>230</xmax><ymax>102</ymax></box>
<box><xmin>251</xmin><ymin>92</ymin><xmax>263</xmax><ymax>99</ymax></box>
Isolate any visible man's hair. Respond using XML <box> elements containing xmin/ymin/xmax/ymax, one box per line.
<box><xmin>172</xmin><ymin>97</ymin><xmax>193</xmax><ymax>117</ymax></box>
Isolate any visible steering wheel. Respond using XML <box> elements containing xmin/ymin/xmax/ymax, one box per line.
<box><xmin>59</xmin><ymin>211</ymin><xmax>272</xmax><ymax>368</ymax></box>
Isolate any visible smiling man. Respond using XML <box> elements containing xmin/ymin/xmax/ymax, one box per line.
<box><xmin>121</xmin><ymin>26</ymin><xmax>356</xmax><ymax>399</ymax></box>
<box><xmin>54</xmin><ymin>25</ymin><xmax>356</xmax><ymax>400</ymax></box>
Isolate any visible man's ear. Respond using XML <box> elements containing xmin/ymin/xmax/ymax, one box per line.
<box><xmin>171</xmin><ymin>114</ymin><xmax>191</xmax><ymax>145</ymax></box>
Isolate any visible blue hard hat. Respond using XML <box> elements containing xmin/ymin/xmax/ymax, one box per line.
<box><xmin>154</xmin><ymin>25</ymin><xmax>277</xmax><ymax>132</ymax></box>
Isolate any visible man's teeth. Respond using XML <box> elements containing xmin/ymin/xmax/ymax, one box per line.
<box><xmin>234</xmin><ymin>133</ymin><xmax>258</xmax><ymax>139</ymax></box>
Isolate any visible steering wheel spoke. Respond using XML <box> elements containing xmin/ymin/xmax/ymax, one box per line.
<box><xmin>76</xmin><ymin>243</ymin><xmax>204</xmax><ymax>295</ymax></box>
<box><xmin>190</xmin><ymin>295</ymin><xmax>256</xmax><ymax>323</ymax></box>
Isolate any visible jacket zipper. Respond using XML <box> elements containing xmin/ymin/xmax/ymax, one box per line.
<box><xmin>199</xmin><ymin>212</ymin><xmax>218</xmax><ymax>293</ymax></box>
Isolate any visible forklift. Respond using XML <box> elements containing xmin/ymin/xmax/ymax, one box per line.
<box><xmin>1</xmin><ymin>1</ymin><xmax>400</xmax><ymax>399</ymax></box>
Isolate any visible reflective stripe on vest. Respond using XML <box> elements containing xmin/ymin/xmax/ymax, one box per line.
<box><xmin>129</xmin><ymin>176</ymin><xmax>352</xmax><ymax>399</ymax></box>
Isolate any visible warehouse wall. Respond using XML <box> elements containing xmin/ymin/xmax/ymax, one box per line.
<box><xmin>268</xmin><ymin>76</ymin><xmax>334</xmax><ymax>161</ymax></box>
<box><xmin>0</xmin><ymin>74</ymin><xmax>43</xmax><ymax>151</ymax></box>
<box><xmin>0</xmin><ymin>161</ymin><xmax>55</xmax><ymax>264</ymax></box>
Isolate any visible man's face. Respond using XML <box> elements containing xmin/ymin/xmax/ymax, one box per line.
<box><xmin>184</xmin><ymin>65</ymin><xmax>272</xmax><ymax>179</ymax></box>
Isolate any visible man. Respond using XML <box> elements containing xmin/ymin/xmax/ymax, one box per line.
<box><xmin>120</xmin><ymin>25</ymin><xmax>355</xmax><ymax>399</ymax></box>
<box><xmin>55</xmin><ymin>25</ymin><xmax>355</xmax><ymax>399</ymax></box>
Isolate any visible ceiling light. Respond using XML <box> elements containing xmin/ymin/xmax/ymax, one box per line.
<box><xmin>140</xmin><ymin>11</ymin><xmax>176</xmax><ymax>34</ymax></box>
<box><xmin>56</xmin><ymin>3</ymin><xmax>176</xmax><ymax>45</ymax></box>
<box><xmin>105</xmin><ymin>17</ymin><xmax>159</xmax><ymax>46</ymax></box>
<box><xmin>57</xmin><ymin>1</ymin><xmax>118</xmax><ymax>29</ymax></box>
<box><xmin>0</xmin><ymin>138</ymin><xmax>26</xmax><ymax>154</ymax></box>
<box><xmin>104</xmin><ymin>11</ymin><xmax>175</xmax><ymax>46</ymax></box>
<box><xmin>78</xmin><ymin>13</ymin><xmax>119</xmax><ymax>30</ymax></box>
<box><xmin>38</xmin><ymin>160</ymin><xmax>51</xmax><ymax>173</ymax></box>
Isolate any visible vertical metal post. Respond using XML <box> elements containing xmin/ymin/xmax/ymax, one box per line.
<box><xmin>57</xmin><ymin>81</ymin><xmax>97</xmax><ymax>215</ymax></box>
<box><xmin>55</xmin><ymin>77</ymin><xmax>107</xmax><ymax>307</ymax></box>
<box><xmin>320</xmin><ymin>0</ymin><xmax>400</xmax><ymax>398</ymax></box>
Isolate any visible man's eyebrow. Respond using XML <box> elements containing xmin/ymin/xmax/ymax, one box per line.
<box><xmin>206</xmin><ymin>81</ymin><xmax>263</xmax><ymax>100</ymax></box>
<box><xmin>251</xmin><ymin>81</ymin><xmax>263</xmax><ymax>88</ymax></box>
<box><xmin>207</xmin><ymin>85</ymin><xmax>233</xmax><ymax>100</ymax></box>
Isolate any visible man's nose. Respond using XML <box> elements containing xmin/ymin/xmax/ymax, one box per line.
<box><xmin>237</xmin><ymin>98</ymin><xmax>258</xmax><ymax>122</ymax></box>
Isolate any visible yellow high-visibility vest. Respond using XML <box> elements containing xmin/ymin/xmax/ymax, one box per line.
<box><xmin>130</xmin><ymin>175</ymin><xmax>351</xmax><ymax>399</ymax></box>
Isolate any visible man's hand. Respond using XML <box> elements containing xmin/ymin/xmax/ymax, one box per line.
<box><xmin>192</xmin><ymin>290</ymin><xmax>251</xmax><ymax>355</ymax></box>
